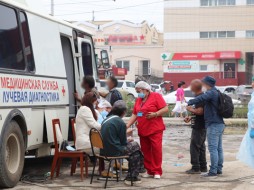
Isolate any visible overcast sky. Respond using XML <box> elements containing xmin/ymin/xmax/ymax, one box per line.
<box><xmin>28</xmin><ymin>0</ymin><xmax>163</xmax><ymax>31</ymax></box>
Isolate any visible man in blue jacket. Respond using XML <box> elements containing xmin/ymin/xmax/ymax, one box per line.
<box><xmin>188</xmin><ymin>76</ymin><xmax>225</xmax><ymax>178</ymax></box>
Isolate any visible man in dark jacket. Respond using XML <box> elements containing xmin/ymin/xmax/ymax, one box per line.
<box><xmin>188</xmin><ymin>76</ymin><xmax>225</xmax><ymax>178</ymax></box>
<box><xmin>104</xmin><ymin>76</ymin><xmax>123</xmax><ymax>106</ymax></box>
<box><xmin>185</xmin><ymin>79</ymin><xmax>207</xmax><ymax>174</ymax></box>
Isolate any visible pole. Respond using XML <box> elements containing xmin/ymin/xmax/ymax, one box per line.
<box><xmin>92</xmin><ymin>10</ymin><xmax>95</xmax><ymax>21</ymax></box>
<box><xmin>51</xmin><ymin>0</ymin><xmax>54</xmax><ymax>16</ymax></box>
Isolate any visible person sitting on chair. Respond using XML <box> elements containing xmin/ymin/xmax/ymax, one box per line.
<box><xmin>75</xmin><ymin>92</ymin><xmax>101</xmax><ymax>154</ymax></box>
<box><xmin>100</xmin><ymin>100</ymin><xmax>144</xmax><ymax>185</ymax></box>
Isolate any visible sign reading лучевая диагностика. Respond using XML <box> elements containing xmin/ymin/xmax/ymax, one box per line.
<box><xmin>0</xmin><ymin>74</ymin><xmax>68</xmax><ymax>106</ymax></box>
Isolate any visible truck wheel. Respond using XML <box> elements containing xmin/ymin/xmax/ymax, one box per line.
<box><xmin>0</xmin><ymin>120</ymin><xmax>25</xmax><ymax>188</ymax></box>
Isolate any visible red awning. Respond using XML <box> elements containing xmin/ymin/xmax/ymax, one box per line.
<box><xmin>171</xmin><ymin>51</ymin><xmax>241</xmax><ymax>60</ymax></box>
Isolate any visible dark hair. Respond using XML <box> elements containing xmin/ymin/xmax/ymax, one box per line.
<box><xmin>83</xmin><ymin>76</ymin><xmax>95</xmax><ymax>89</ymax></box>
<box><xmin>109</xmin><ymin>76</ymin><xmax>118</xmax><ymax>88</ymax></box>
<box><xmin>178</xmin><ymin>82</ymin><xmax>182</xmax><ymax>88</ymax></box>
<box><xmin>81</xmin><ymin>92</ymin><xmax>97</xmax><ymax>120</ymax></box>
<box><xmin>108</xmin><ymin>106</ymin><xmax>127</xmax><ymax>117</ymax></box>
<box><xmin>180</xmin><ymin>81</ymin><xmax>185</xmax><ymax>85</ymax></box>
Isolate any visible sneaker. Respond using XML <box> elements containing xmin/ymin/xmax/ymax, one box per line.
<box><xmin>217</xmin><ymin>171</ymin><xmax>222</xmax><ymax>175</ymax></box>
<box><xmin>141</xmin><ymin>173</ymin><xmax>153</xmax><ymax>178</ymax></box>
<box><xmin>124</xmin><ymin>177</ymin><xmax>142</xmax><ymax>185</ymax></box>
<box><xmin>154</xmin><ymin>174</ymin><xmax>161</xmax><ymax>179</ymax></box>
<box><xmin>201</xmin><ymin>172</ymin><xmax>217</xmax><ymax>179</ymax></box>
<box><xmin>201</xmin><ymin>168</ymin><xmax>208</xmax><ymax>173</ymax></box>
<box><xmin>186</xmin><ymin>169</ymin><xmax>201</xmax><ymax>174</ymax></box>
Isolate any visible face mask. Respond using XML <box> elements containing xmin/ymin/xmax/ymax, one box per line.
<box><xmin>93</xmin><ymin>104</ymin><xmax>97</xmax><ymax>109</ymax></box>
<box><xmin>202</xmin><ymin>87</ymin><xmax>207</xmax><ymax>92</ymax></box>
<box><xmin>101</xmin><ymin>110</ymin><xmax>109</xmax><ymax>118</ymax></box>
<box><xmin>138</xmin><ymin>92</ymin><xmax>145</xmax><ymax>99</ymax></box>
<box><xmin>105</xmin><ymin>86</ymin><xmax>109</xmax><ymax>91</ymax></box>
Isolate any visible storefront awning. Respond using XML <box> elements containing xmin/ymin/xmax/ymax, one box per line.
<box><xmin>168</xmin><ymin>51</ymin><xmax>241</xmax><ymax>61</ymax></box>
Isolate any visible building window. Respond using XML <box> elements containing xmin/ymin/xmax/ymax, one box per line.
<box><xmin>227</xmin><ymin>31</ymin><xmax>235</xmax><ymax>37</ymax></box>
<box><xmin>246</xmin><ymin>30</ymin><xmax>254</xmax><ymax>38</ymax></box>
<box><xmin>247</xmin><ymin>0</ymin><xmax>254</xmax><ymax>5</ymax></box>
<box><xmin>201</xmin><ymin>0</ymin><xmax>235</xmax><ymax>6</ymax></box>
<box><xmin>200</xmin><ymin>65</ymin><xmax>208</xmax><ymax>71</ymax></box>
<box><xmin>218</xmin><ymin>31</ymin><xmax>227</xmax><ymax>38</ymax></box>
<box><xmin>200</xmin><ymin>32</ymin><xmax>209</xmax><ymax>38</ymax></box>
<box><xmin>201</xmin><ymin>0</ymin><xmax>209</xmax><ymax>6</ymax></box>
<box><xmin>224</xmin><ymin>63</ymin><xmax>236</xmax><ymax>79</ymax></box>
<box><xmin>209</xmin><ymin>31</ymin><xmax>217</xmax><ymax>38</ymax></box>
<box><xmin>200</xmin><ymin>31</ymin><xmax>235</xmax><ymax>39</ymax></box>
<box><xmin>116</xmin><ymin>60</ymin><xmax>130</xmax><ymax>71</ymax></box>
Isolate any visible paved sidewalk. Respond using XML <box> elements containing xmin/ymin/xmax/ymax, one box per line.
<box><xmin>13</xmin><ymin>125</ymin><xmax>254</xmax><ymax>190</ymax></box>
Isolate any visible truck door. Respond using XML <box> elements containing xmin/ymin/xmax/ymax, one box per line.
<box><xmin>60</xmin><ymin>36</ymin><xmax>76</xmax><ymax>116</ymax></box>
<box><xmin>76</xmin><ymin>36</ymin><xmax>98</xmax><ymax>96</ymax></box>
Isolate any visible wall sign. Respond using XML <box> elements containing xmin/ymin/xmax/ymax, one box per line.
<box><xmin>163</xmin><ymin>61</ymin><xmax>199</xmax><ymax>73</ymax></box>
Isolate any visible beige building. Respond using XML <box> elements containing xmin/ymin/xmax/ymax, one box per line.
<box><xmin>164</xmin><ymin>0</ymin><xmax>254</xmax><ymax>87</ymax></box>
<box><xmin>75</xmin><ymin>20</ymin><xmax>164</xmax><ymax>82</ymax></box>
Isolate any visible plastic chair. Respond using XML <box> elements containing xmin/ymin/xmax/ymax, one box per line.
<box><xmin>70</xmin><ymin>118</ymin><xmax>89</xmax><ymax>178</ymax></box>
<box><xmin>50</xmin><ymin>119</ymin><xmax>85</xmax><ymax>180</ymax></box>
<box><xmin>89</xmin><ymin>128</ymin><xmax>133</xmax><ymax>189</ymax></box>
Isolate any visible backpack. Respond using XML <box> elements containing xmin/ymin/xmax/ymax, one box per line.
<box><xmin>217</xmin><ymin>90</ymin><xmax>234</xmax><ymax>118</ymax></box>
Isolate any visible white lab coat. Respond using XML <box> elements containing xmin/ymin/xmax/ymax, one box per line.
<box><xmin>75</xmin><ymin>106</ymin><xmax>101</xmax><ymax>150</ymax></box>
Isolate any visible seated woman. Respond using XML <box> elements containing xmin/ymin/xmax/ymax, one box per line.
<box><xmin>75</xmin><ymin>92</ymin><xmax>101</xmax><ymax>154</ymax></box>
<box><xmin>100</xmin><ymin>100</ymin><xmax>144</xmax><ymax>185</ymax></box>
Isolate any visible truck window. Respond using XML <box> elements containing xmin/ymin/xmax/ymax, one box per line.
<box><xmin>0</xmin><ymin>4</ymin><xmax>25</xmax><ymax>70</ymax></box>
<box><xmin>20</xmin><ymin>11</ymin><xmax>35</xmax><ymax>72</ymax></box>
<box><xmin>81</xmin><ymin>42</ymin><xmax>93</xmax><ymax>76</ymax></box>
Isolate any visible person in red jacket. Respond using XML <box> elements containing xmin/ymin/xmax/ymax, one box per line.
<box><xmin>127</xmin><ymin>81</ymin><xmax>168</xmax><ymax>179</ymax></box>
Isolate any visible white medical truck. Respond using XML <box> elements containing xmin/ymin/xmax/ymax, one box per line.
<box><xmin>0</xmin><ymin>0</ymin><xmax>107</xmax><ymax>187</ymax></box>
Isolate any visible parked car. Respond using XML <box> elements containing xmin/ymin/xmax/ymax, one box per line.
<box><xmin>217</xmin><ymin>86</ymin><xmax>237</xmax><ymax>98</ymax></box>
<box><xmin>99</xmin><ymin>80</ymin><xmax>137</xmax><ymax>100</ymax></box>
<box><xmin>163</xmin><ymin>87</ymin><xmax>241</xmax><ymax>105</ymax></box>
<box><xmin>235</xmin><ymin>85</ymin><xmax>253</xmax><ymax>103</ymax></box>
<box><xmin>151</xmin><ymin>84</ymin><xmax>163</xmax><ymax>94</ymax></box>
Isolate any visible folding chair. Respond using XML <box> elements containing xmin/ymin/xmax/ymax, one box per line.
<box><xmin>50</xmin><ymin>119</ymin><xmax>85</xmax><ymax>180</ymax></box>
<box><xmin>70</xmin><ymin>118</ymin><xmax>89</xmax><ymax>178</ymax></box>
<box><xmin>89</xmin><ymin>128</ymin><xmax>133</xmax><ymax>189</ymax></box>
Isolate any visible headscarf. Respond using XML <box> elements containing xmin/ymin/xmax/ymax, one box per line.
<box><xmin>135</xmin><ymin>81</ymin><xmax>151</xmax><ymax>91</ymax></box>
<box><xmin>98</xmin><ymin>99</ymin><xmax>112</xmax><ymax>109</ymax></box>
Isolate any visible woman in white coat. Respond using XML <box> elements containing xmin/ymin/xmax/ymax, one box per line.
<box><xmin>75</xmin><ymin>92</ymin><xmax>101</xmax><ymax>154</ymax></box>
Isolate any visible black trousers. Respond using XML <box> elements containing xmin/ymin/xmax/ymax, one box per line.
<box><xmin>190</xmin><ymin>128</ymin><xmax>207</xmax><ymax>170</ymax></box>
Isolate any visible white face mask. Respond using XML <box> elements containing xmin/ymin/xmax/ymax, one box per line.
<box><xmin>202</xmin><ymin>86</ymin><xmax>207</xmax><ymax>92</ymax></box>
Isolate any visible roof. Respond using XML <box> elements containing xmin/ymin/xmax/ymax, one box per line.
<box><xmin>74</xmin><ymin>20</ymin><xmax>161</xmax><ymax>32</ymax></box>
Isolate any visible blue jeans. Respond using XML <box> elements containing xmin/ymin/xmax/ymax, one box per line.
<box><xmin>206</xmin><ymin>124</ymin><xmax>225</xmax><ymax>175</ymax></box>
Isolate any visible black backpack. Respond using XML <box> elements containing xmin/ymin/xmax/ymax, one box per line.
<box><xmin>217</xmin><ymin>90</ymin><xmax>234</xmax><ymax>118</ymax></box>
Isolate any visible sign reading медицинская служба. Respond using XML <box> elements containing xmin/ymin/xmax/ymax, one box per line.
<box><xmin>0</xmin><ymin>74</ymin><xmax>68</xmax><ymax>106</ymax></box>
